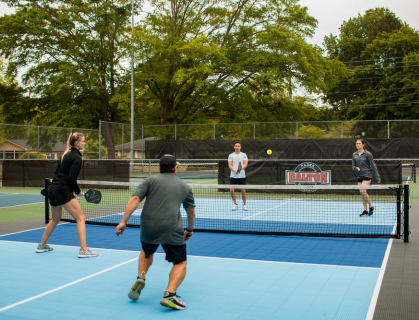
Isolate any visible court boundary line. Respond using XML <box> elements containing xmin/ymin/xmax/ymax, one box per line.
<box><xmin>0</xmin><ymin>257</ymin><xmax>138</xmax><ymax>313</ymax></box>
<box><xmin>0</xmin><ymin>202</ymin><xmax>44</xmax><ymax>209</ymax></box>
<box><xmin>243</xmin><ymin>201</ymin><xmax>291</xmax><ymax>219</ymax></box>
<box><xmin>365</xmin><ymin>238</ymin><xmax>393</xmax><ymax>320</ymax></box>
<box><xmin>0</xmin><ymin>239</ymin><xmax>381</xmax><ymax>270</ymax></box>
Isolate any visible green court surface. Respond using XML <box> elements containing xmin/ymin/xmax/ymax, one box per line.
<box><xmin>0</xmin><ymin>203</ymin><xmax>44</xmax><ymax>223</ymax></box>
<box><xmin>0</xmin><ymin>187</ymin><xmax>45</xmax><ymax>223</ymax></box>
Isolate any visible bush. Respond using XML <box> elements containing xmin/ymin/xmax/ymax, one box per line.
<box><xmin>19</xmin><ymin>152</ymin><xmax>46</xmax><ymax>159</ymax></box>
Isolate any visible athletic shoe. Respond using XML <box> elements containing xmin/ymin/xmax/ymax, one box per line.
<box><xmin>368</xmin><ymin>207</ymin><xmax>375</xmax><ymax>216</ymax></box>
<box><xmin>160</xmin><ymin>291</ymin><xmax>187</xmax><ymax>310</ymax></box>
<box><xmin>243</xmin><ymin>205</ymin><xmax>248</xmax><ymax>211</ymax></box>
<box><xmin>360</xmin><ymin>210</ymin><xmax>369</xmax><ymax>216</ymax></box>
<box><xmin>78</xmin><ymin>248</ymin><xmax>99</xmax><ymax>258</ymax></box>
<box><xmin>232</xmin><ymin>204</ymin><xmax>238</xmax><ymax>210</ymax></box>
<box><xmin>128</xmin><ymin>277</ymin><xmax>146</xmax><ymax>301</ymax></box>
<box><xmin>36</xmin><ymin>244</ymin><xmax>53</xmax><ymax>253</ymax></box>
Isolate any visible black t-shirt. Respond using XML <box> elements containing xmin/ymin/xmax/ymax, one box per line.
<box><xmin>50</xmin><ymin>148</ymin><xmax>82</xmax><ymax>194</ymax></box>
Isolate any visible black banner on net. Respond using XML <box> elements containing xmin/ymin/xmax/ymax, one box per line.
<box><xmin>218</xmin><ymin>160</ymin><xmax>402</xmax><ymax>185</ymax></box>
<box><xmin>145</xmin><ymin>138</ymin><xmax>419</xmax><ymax>159</ymax></box>
<box><xmin>2</xmin><ymin>160</ymin><xmax>130</xmax><ymax>187</ymax></box>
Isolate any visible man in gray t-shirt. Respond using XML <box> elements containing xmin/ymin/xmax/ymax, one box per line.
<box><xmin>115</xmin><ymin>154</ymin><xmax>195</xmax><ymax>310</ymax></box>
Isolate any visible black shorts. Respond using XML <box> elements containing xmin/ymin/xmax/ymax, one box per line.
<box><xmin>141</xmin><ymin>241</ymin><xmax>186</xmax><ymax>264</ymax></box>
<box><xmin>357</xmin><ymin>178</ymin><xmax>372</xmax><ymax>183</ymax></box>
<box><xmin>229</xmin><ymin>178</ymin><xmax>247</xmax><ymax>185</ymax></box>
<box><xmin>48</xmin><ymin>189</ymin><xmax>75</xmax><ymax>207</ymax></box>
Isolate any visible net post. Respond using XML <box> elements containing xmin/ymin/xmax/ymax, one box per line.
<box><xmin>397</xmin><ymin>185</ymin><xmax>401</xmax><ymax>238</ymax></box>
<box><xmin>403</xmin><ymin>184</ymin><xmax>410</xmax><ymax>243</ymax></box>
<box><xmin>44</xmin><ymin>178</ymin><xmax>49</xmax><ymax>224</ymax></box>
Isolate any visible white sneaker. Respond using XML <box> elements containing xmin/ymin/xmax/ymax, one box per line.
<box><xmin>78</xmin><ymin>248</ymin><xmax>99</xmax><ymax>258</ymax></box>
<box><xmin>243</xmin><ymin>205</ymin><xmax>248</xmax><ymax>211</ymax></box>
<box><xmin>232</xmin><ymin>204</ymin><xmax>238</xmax><ymax>210</ymax></box>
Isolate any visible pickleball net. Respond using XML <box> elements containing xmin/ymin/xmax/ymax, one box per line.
<box><xmin>44</xmin><ymin>180</ymin><xmax>408</xmax><ymax>238</ymax></box>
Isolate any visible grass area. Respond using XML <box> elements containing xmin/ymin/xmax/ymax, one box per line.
<box><xmin>0</xmin><ymin>203</ymin><xmax>44</xmax><ymax>223</ymax></box>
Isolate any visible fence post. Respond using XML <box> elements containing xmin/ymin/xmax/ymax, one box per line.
<box><xmin>403</xmin><ymin>184</ymin><xmax>410</xmax><ymax>243</ymax></box>
<box><xmin>37</xmin><ymin>126</ymin><xmax>40</xmax><ymax>159</ymax></box>
<box><xmin>175</xmin><ymin>124</ymin><xmax>177</xmax><ymax>140</ymax></box>
<box><xmin>213</xmin><ymin>123</ymin><xmax>215</xmax><ymax>140</ymax></box>
<box><xmin>122</xmin><ymin>124</ymin><xmax>124</xmax><ymax>159</ymax></box>
<box><xmin>142</xmin><ymin>125</ymin><xmax>144</xmax><ymax>172</ymax></box>
<box><xmin>341</xmin><ymin>122</ymin><xmax>343</xmax><ymax>139</ymax></box>
<box><xmin>99</xmin><ymin>120</ymin><xmax>101</xmax><ymax>159</ymax></box>
<box><xmin>45</xmin><ymin>178</ymin><xmax>49</xmax><ymax>224</ymax></box>
<box><xmin>253</xmin><ymin>123</ymin><xmax>255</xmax><ymax>140</ymax></box>
<box><xmin>388</xmin><ymin>120</ymin><xmax>390</xmax><ymax>138</ymax></box>
<box><xmin>296</xmin><ymin>122</ymin><xmax>298</xmax><ymax>139</ymax></box>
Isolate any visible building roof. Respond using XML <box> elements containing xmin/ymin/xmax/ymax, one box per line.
<box><xmin>115</xmin><ymin>137</ymin><xmax>155</xmax><ymax>150</ymax></box>
<box><xmin>6</xmin><ymin>139</ymin><xmax>67</xmax><ymax>151</ymax></box>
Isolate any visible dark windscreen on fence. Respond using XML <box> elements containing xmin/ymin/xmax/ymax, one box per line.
<box><xmin>2</xmin><ymin>160</ymin><xmax>129</xmax><ymax>187</ymax></box>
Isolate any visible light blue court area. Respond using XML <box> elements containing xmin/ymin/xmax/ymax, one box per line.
<box><xmin>0</xmin><ymin>240</ymin><xmax>382</xmax><ymax>320</ymax></box>
<box><xmin>0</xmin><ymin>193</ymin><xmax>44</xmax><ymax>208</ymax></box>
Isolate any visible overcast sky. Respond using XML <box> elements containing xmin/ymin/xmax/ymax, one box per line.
<box><xmin>1</xmin><ymin>0</ymin><xmax>418</xmax><ymax>48</ymax></box>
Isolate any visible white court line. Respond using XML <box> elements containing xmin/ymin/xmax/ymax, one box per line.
<box><xmin>0</xmin><ymin>257</ymin><xmax>138</xmax><ymax>313</ymax></box>
<box><xmin>243</xmin><ymin>201</ymin><xmax>291</xmax><ymax>220</ymax></box>
<box><xmin>0</xmin><ymin>202</ymin><xmax>43</xmax><ymax>209</ymax></box>
<box><xmin>365</xmin><ymin>238</ymin><xmax>393</xmax><ymax>320</ymax></box>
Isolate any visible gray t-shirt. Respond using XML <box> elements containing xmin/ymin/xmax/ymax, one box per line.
<box><xmin>133</xmin><ymin>173</ymin><xmax>195</xmax><ymax>245</ymax></box>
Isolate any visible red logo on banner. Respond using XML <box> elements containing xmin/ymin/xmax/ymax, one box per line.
<box><xmin>285</xmin><ymin>162</ymin><xmax>331</xmax><ymax>185</ymax></box>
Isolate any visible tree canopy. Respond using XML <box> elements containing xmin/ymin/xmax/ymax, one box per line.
<box><xmin>323</xmin><ymin>7</ymin><xmax>419</xmax><ymax>133</ymax></box>
<box><xmin>0</xmin><ymin>0</ymin><xmax>140</xmax><ymax>156</ymax></box>
<box><xmin>132</xmin><ymin>0</ymin><xmax>345</xmax><ymax>125</ymax></box>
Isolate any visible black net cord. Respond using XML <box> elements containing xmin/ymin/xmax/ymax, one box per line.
<box><xmin>44</xmin><ymin>178</ymin><xmax>49</xmax><ymax>224</ymax></box>
<box><xmin>397</xmin><ymin>186</ymin><xmax>401</xmax><ymax>238</ymax></box>
<box><xmin>404</xmin><ymin>184</ymin><xmax>410</xmax><ymax>243</ymax></box>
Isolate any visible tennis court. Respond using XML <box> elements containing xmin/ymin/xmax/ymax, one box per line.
<box><xmin>0</xmin><ymin>181</ymin><xmax>414</xmax><ymax>319</ymax></box>
<box><xmin>1</xmin><ymin>224</ymin><xmax>389</xmax><ymax>319</ymax></box>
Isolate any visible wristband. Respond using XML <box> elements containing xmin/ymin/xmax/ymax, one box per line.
<box><xmin>186</xmin><ymin>228</ymin><xmax>193</xmax><ymax>232</ymax></box>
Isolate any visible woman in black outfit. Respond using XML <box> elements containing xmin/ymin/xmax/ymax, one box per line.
<box><xmin>36</xmin><ymin>132</ymin><xmax>98</xmax><ymax>258</ymax></box>
<box><xmin>352</xmin><ymin>139</ymin><xmax>381</xmax><ymax>217</ymax></box>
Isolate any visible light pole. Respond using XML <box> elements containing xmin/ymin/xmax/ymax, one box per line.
<box><xmin>130</xmin><ymin>0</ymin><xmax>135</xmax><ymax>172</ymax></box>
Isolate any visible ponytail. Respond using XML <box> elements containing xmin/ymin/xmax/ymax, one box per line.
<box><xmin>62</xmin><ymin>132</ymin><xmax>84</xmax><ymax>161</ymax></box>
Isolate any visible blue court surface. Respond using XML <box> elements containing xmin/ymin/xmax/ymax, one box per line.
<box><xmin>0</xmin><ymin>193</ymin><xmax>44</xmax><ymax>208</ymax></box>
<box><xmin>0</xmin><ymin>224</ymin><xmax>390</xmax><ymax>319</ymax></box>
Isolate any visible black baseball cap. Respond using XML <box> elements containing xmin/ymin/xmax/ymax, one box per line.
<box><xmin>160</xmin><ymin>154</ymin><xmax>180</xmax><ymax>170</ymax></box>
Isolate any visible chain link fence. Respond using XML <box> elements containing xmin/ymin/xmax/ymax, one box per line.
<box><xmin>99</xmin><ymin>120</ymin><xmax>419</xmax><ymax>159</ymax></box>
<box><xmin>0</xmin><ymin>123</ymin><xmax>100</xmax><ymax>161</ymax></box>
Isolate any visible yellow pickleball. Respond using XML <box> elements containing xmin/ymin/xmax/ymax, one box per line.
<box><xmin>267</xmin><ymin>149</ymin><xmax>272</xmax><ymax>155</ymax></box>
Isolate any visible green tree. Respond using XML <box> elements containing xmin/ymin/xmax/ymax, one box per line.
<box><xmin>132</xmin><ymin>0</ymin><xmax>345</xmax><ymax>125</ymax></box>
<box><xmin>323</xmin><ymin>8</ymin><xmax>419</xmax><ymax>134</ymax></box>
<box><xmin>0</xmin><ymin>0</ymin><xmax>139</xmax><ymax>158</ymax></box>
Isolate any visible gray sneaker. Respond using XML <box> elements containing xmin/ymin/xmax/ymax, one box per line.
<box><xmin>36</xmin><ymin>244</ymin><xmax>53</xmax><ymax>253</ymax></box>
<box><xmin>78</xmin><ymin>248</ymin><xmax>99</xmax><ymax>258</ymax></box>
<box><xmin>160</xmin><ymin>291</ymin><xmax>187</xmax><ymax>310</ymax></box>
<box><xmin>128</xmin><ymin>276</ymin><xmax>146</xmax><ymax>300</ymax></box>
